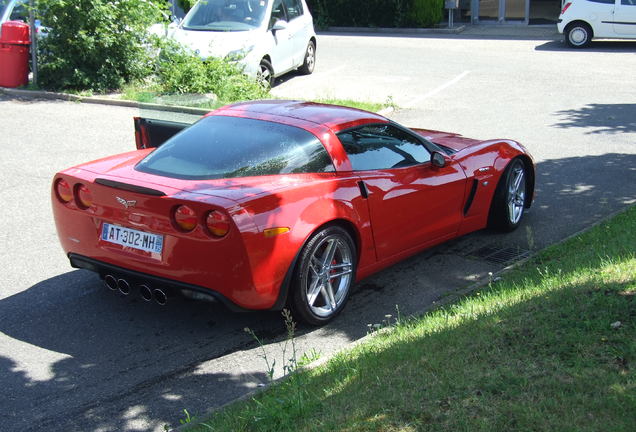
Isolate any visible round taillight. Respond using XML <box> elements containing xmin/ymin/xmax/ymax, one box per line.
<box><xmin>174</xmin><ymin>205</ymin><xmax>197</xmax><ymax>232</ymax></box>
<box><xmin>206</xmin><ymin>210</ymin><xmax>230</xmax><ymax>238</ymax></box>
<box><xmin>76</xmin><ymin>184</ymin><xmax>93</xmax><ymax>209</ymax></box>
<box><xmin>55</xmin><ymin>179</ymin><xmax>73</xmax><ymax>203</ymax></box>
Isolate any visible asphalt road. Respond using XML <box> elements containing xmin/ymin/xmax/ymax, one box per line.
<box><xmin>1</xmin><ymin>31</ymin><xmax>635</xmax><ymax>431</ymax></box>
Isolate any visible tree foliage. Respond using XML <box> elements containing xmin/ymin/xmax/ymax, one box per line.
<box><xmin>37</xmin><ymin>0</ymin><xmax>168</xmax><ymax>91</ymax></box>
<box><xmin>306</xmin><ymin>0</ymin><xmax>443</xmax><ymax>28</ymax></box>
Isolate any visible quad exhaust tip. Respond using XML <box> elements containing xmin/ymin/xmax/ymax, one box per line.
<box><xmin>139</xmin><ymin>284</ymin><xmax>153</xmax><ymax>302</ymax></box>
<box><xmin>104</xmin><ymin>274</ymin><xmax>118</xmax><ymax>291</ymax></box>
<box><xmin>153</xmin><ymin>288</ymin><xmax>167</xmax><ymax>306</ymax></box>
<box><xmin>117</xmin><ymin>278</ymin><xmax>131</xmax><ymax>295</ymax></box>
<box><xmin>103</xmin><ymin>275</ymin><xmax>167</xmax><ymax>305</ymax></box>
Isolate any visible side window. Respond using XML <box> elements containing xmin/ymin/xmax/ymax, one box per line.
<box><xmin>621</xmin><ymin>0</ymin><xmax>636</xmax><ymax>5</ymax></box>
<box><xmin>10</xmin><ymin>2</ymin><xmax>28</xmax><ymax>21</ymax></box>
<box><xmin>586</xmin><ymin>0</ymin><xmax>614</xmax><ymax>4</ymax></box>
<box><xmin>284</xmin><ymin>0</ymin><xmax>303</xmax><ymax>20</ymax></box>
<box><xmin>338</xmin><ymin>125</ymin><xmax>431</xmax><ymax>171</ymax></box>
<box><xmin>271</xmin><ymin>0</ymin><xmax>287</xmax><ymax>24</ymax></box>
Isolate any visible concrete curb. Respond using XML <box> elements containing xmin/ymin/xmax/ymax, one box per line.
<box><xmin>0</xmin><ymin>87</ymin><xmax>212</xmax><ymax>116</ymax></box>
<box><xmin>326</xmin><ymin>25</ymin><xmax>466</xmax><ymax>35</ymax></box>
<box><xmin>0</xmin><ymin>86</ymin><xmax>396</xmax><ymax>117</ymax></box>
<box><xmin>172</xmin><ymin>204</ymin><xmax>634</xmax><ymax>431</ymax></box>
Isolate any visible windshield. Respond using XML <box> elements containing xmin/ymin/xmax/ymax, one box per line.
<box><xmin>182</xmin><ymin>0</ymin><xmax>269</xmax><ymax>31</ymax></box>
<box><xmin>135</xmin><ymin>116</ymin><xmax>334</xmax><ymax>180</ymax></box>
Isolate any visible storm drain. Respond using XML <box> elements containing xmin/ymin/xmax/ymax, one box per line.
<box><xmin>466</xmin><ymin>245</ymin><xmax>531</xmax><ymax>266</ymax></box>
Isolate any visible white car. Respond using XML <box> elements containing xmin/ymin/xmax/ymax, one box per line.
<box><xmin>558</xmin><ymin>0</ymin><xmax>636</xmax><ymax>47</ymax></box>
<box><xmin>168</xmin><ymin>0</ymin><xmax>316</xmax><ymax>86</ymax></box>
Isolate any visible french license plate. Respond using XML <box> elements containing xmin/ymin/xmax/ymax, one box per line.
<box><xmin>101</xmin><ymin>223</ymin><xmax>163</xmax><ymax>254</ymax></box>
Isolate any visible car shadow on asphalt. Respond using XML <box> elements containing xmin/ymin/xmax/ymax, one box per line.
<box><xmin>0</xmin><ymin>152</ymin><xmax>635</xmax><ymax>431</ymax></box>
<box><xmin>535</xmin><ymin>39</ymin><xmax>636</xmax><ymax>52</ymax></box>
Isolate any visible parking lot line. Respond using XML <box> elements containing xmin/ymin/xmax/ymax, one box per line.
<box><xmin>406</xmin><ymin>70</ymin><xmax>471</xmax><ymax>108</ymax></box>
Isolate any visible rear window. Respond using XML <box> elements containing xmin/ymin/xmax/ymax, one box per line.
<box><xmin>135</xmin><ymin>116</ymin><xmax>334</xmax><ymax>180</ymax></box>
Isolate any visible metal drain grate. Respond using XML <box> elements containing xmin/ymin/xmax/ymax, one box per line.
<box><xmin>467</xmin><ymin>246</ymin><xmax>530</xmax><ymax>266</ymax></box>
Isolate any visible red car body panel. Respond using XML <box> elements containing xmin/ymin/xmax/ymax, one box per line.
<box><xmin>52</xmin><ymin>100</ymin><xmax>534</xmax><ymax>311</ymax></box>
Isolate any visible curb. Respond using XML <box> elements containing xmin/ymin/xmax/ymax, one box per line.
<box><xmin>0</xmin><ymin>87</ymin><xmax>212</xmax><ymax>116</ymax></box>
<box><xmin>325</xmin><ymin>25</ymin><xmax>466</xmax><ymax>35</ymax></box>
<box><xmin>172</xmin><ymin>204</ymin><xmax>634</xmax><ymax>431</ymax></box>
<box><xmin>0</xmin><ymin>87</ymin><xmax>396</xmax><ymax>117</ymax></box>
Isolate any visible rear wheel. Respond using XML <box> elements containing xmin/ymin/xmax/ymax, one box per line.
<box><xmin>489</xmin><ymin>159</ymin><xmax>528</xmax><ymax>232</ymax></box>
<box><xmin>291</xmin><ymin>226</ymin><xmax>356</xmax><ymax>326</ymax></box>
<box><xmin>565</xmin><ymin>22</ymin><xmax>592</xmax><ymax>48</ymax></box>
<box><xmin>298</xmin><ymin>41</ymin><xmax>316</xmax><ymax>75</ymax></box>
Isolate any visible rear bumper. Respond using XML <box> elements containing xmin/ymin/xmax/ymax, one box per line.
<box><xmin>69</xmin><ymin>253</ymin><xmax>247</xmax><ymax>312</ymax></box>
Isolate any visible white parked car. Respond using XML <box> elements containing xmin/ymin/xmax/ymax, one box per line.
<box><xmin>168</xmin><ymin>0</ymin><xmax>316</xmax><ymax>86</ymax></box>
<box><xmin>558</xmin><ymin>0</ymin><xmax>636</xmax><ymax>47</ymax></box>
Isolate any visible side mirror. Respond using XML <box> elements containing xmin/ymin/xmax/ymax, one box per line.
<box><xmin>271</xmin><ymin>19</ymin><xmax>288</xmax><ymax>31</ymax></box>
<box><xmin>431</xmin><ymin>151</ymin><xmax>446</xmax><ymax>168</ymax></box>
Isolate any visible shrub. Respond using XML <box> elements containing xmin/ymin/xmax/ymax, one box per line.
<box><xmin>305</xmin><ymin>0</ymin><xmax>443</xmax><ymax>28</ymax></box>
<box><xmin>37</xmin><ymin>0</ymin><xmax>168</xmax><ymax>92</ymax></box>
<box><xmin>410</xmin><ymin>0</ymin><xmax>444</xmax><ymax>27</ymax></box>
<box><xmin>155</xmin><ymin>42</ymin><xmax>269</xmax><ymax>102</ymax></box>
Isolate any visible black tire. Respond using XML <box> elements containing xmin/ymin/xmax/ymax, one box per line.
<box><xmin>565</xmin><ymin>22</ymin><xmax>592</xmax><ymax>48</ymax></box>
<box><xmin>291</xmin><ymin>225</ymin><xmax>356</xmax><ymax>326</ymax></box>
<box><xmin>489</xmin><ymin>159</ymin><xmax>528</xmax><ymax>232</ymax></box>
<box><xmin>298</xmin><ymin>40</ymin><xmax>316</xmax><ymax>75</ymax></box>
<box><xmin>257</xmin><ymin>58</ymin><xmax>274</xmax><ymax>88</ymax></box>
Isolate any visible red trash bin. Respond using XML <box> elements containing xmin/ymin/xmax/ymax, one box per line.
<box><xmin>0</xmin><ymin>21</ymin><xmax>31</xmax><ymax>88</ymax></box>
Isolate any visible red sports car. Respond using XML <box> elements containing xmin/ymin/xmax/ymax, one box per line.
<box><xmin>52</xmin><ymin>100</ymin><xmax>534</xmax><ymax>325</ymax></box>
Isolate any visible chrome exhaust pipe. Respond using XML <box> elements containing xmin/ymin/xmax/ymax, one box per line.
<box><xmin>153</xmin><ymin>288</ymin><xmax>167</xmax><ymax>306</ymax></box>
<box><xmin>104</xmin><ymin>275</ymin><xmax>118</xmax><ymax>291</ymax></box>
<box><xmin>117</xmin><ymin>278</ymin><xmax>131</xmax><ymax>296</ymax></box>
<box><xmin>139</xmin><ymin>284</ymin><xmax>153</xmax><ymax>302</ymax></box>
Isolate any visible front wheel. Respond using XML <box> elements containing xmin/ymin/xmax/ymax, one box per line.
<box><xmin>565</xmin><ymin>22</ymin><xmax>592</xmax><ymax>48</ymax></box>
<box><xmin>291</xmin><ymin>226</ymin><xmax>356</xmax><ymax>326</ymax></box>
<box><xmin>257</xmin><ymin>58</ymin><xmax>274</xmax><ymax>88</ymax></box>
<box><xmin>489</xmin><ymin>159</ymin><xmax>528</xmax><ymax>232</ymax></box>
<box><xmin>298</xmin><ymin>41</ymin><xmax>316</xmax><ymax>75</ymax></box>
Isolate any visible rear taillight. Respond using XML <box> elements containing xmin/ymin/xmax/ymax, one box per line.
<box><xmin>55</xmin><ymin>179</ymin><xmax>73</xmax><ymax>203</ymax></box>
<box><xmin>174</xmin><ymin>205</ymin><xmax>197</xmax><ymax>232</ymax></box>
<box><xmin>206</xmin><ymin>210</ymin><xmax>230</xmax><ymax>238</ymax></box>
<box><xmin>76</xmin><ymin>184</ymin><xmax>93</xmax><ymax>209</ymax></box>
<box><xmin>560</xmin><ymin>2</ymin><xmax>572</xmax><ymax>15</ymax></box>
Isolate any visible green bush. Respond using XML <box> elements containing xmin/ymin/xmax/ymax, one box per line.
<box><xmin>410</xmin><ymin>0</ymin><xmax>444</xmax><ymax>27</ymax></box>
<box><xmin>155</xmin><ymin>42</ymin><xmax>269</xmax><ymax>102</ymax></box>
<box><xmin>37</xmin><ymin>0</ymin><xmax>168</xmax><ymax>92</ymax></box>
<box><xmin>306</xmin><ymin>0</ymin><xmax>442</xmax><ymax>28</ymax></box>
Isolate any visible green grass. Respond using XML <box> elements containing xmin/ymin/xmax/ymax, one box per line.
<box><xmin>120</xmin><ymin>85</ymin><xmax>391</xmax><ymax>113</ymax></box>
<box><xmin>188</xmin><ymin>205</ymin><xmax>636</xmax><ymax>432</ymax></box>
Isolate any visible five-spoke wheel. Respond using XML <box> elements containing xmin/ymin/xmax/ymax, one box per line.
<box><xmin>291</xmin><ymin>226</ymin><xmax>355</xmax><ymax>325</ymax></box>
<box><xmin>299</xmin><ymin>40</ymin><xmax>316</xmax><ymax>75</ymax></box>
<box><xmin>257</xmin><ymin>58</ymin><xmax>274</xmax><ymax>88</ymax></box>
<box><xmin>489</xmin><ymin>158</ymin><xmax>528</xmax><ymax>232</ymax></box>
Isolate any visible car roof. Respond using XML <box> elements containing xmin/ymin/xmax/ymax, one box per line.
<box><xmin>210</xmin><ymin>100</ymin><xmax>389</xmax><ymax>133</ymax></box>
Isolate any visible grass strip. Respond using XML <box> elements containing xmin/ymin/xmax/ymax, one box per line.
<box><xmin>189</xmin><ymin>206</ymin><xmax>636</xmax><ymax>432</ymax></box>
<box><xmin>121</xmin><ymin>86</ymin><xmax>388</xmax><ymax>113</ymax></box>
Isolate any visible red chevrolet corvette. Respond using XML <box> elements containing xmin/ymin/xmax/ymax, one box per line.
<box><xmin>52</xmin><ymin>100</ymin><xmax>534</xmax><ymax>325</ymax></box>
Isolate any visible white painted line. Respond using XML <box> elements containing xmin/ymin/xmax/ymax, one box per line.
<box><xmin>406</xmin><ymin>70</ymin><xmax>471</xmax><ymax>108</ymax></box>
<box><xmin>317</xmin><ymin>65</ymin><xmax>347</xmax><ymax>76</ymax></box>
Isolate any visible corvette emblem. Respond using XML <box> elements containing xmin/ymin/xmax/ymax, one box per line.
<box><xmin>116</xmin><ymin>196</ymin><xmax>137</xmax><ymax>209</ymax></box>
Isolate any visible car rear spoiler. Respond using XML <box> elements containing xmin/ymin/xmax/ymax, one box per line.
<box><xmin>134</xmin><ymin>117</ymin><xmax>190</xmax><ymax>149</ymax></box>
